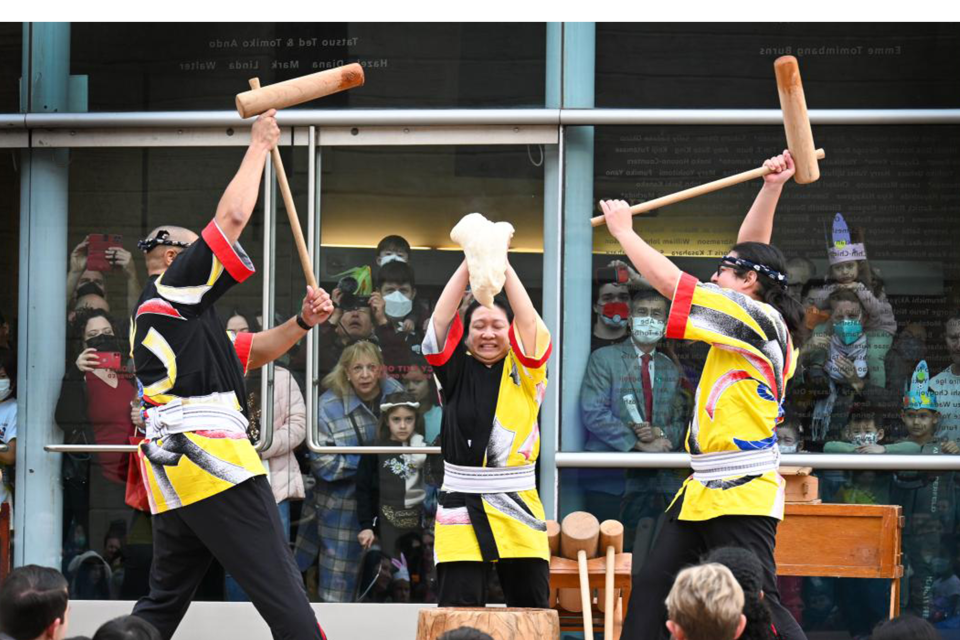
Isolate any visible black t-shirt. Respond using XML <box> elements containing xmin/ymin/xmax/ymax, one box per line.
<box><xmin>591</xmin><ymin>332</ymin><xmax>628</xmax><ymax>352</ymax></box>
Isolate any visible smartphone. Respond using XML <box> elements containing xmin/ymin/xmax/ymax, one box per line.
<box><xmin>86</xmin><ymin>234</ymin><xmax>123</xmax><ymax>272</ymax></box>
<box><xmin>595</xmin><ymin>265</ymin><xmax>629</xmax><ymax>285</ymax></box>
<box><xmin>94</xmin><ymin>351</ymin><xmax>122</xmax><ymax>371</ymax></box>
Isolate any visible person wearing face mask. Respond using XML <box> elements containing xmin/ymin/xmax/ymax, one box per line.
<box><xmin>807</xmin><ymin>289</ymin><xmax>888</xmax><ymax>444</ymax></box>
<box><xmin>55</xmin><ymin>309</ymin><xmax>140</xmax><ymax>592</ymax></box>
<box><xmin>66</xmin><ymin>236</ymin><xmax>141</xmax><ymax>317</ymax></box>
<box><xmin>422</xmin><ymin>251</ymin><xmax>552</xmax><ymax>609</ymax></box>
<box><xmin>591</xmin><ymin>276</ymin><xmax>632</xmax><ymax>352</ymax></box>
<box><xmin>0</xmin><ymin>348</ymin><xmax>18</xmax><ymax>524</ymax></box>
<box><xmin>373</xmin><ymin>261</ymin><xmax>425</xmax><ymax>356</ymax></box>
<box><xmin>375</xmin><ymin>235</ymin><xmax>411</xmax><ymax>269</ymax></box>
<box><xmin>580</xmin><ymin>289</ymin><xmax>686</xmax><ymax>529</ymax></box>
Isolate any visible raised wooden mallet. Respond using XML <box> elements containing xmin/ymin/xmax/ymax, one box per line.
<box><xmin>560</xmin><ymin>512</ymin><xmax>600</xmax><ymax>640</ymax></box>
<box><xmin>236</xmin><ymin>65</ymin><xmax>365</xmax><ymax>287</ymax></box>
<box><xmin>590</xmin><ymin>55</ymin><xmax>823</xmax><ymax>227</ymax></box>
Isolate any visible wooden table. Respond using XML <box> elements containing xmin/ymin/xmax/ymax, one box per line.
<box><xmin>550</xmin><ymin>552</ymin><xmax>632</xmax><ymax>639</ymax></box>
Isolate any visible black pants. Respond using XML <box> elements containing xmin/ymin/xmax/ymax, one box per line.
<box><xmin>132</xmin><ymin>477</ymin><xmax>325</xmax><ymax>640</ymax></box>
<box><xmin>437</xmin><ymin>558</ymin><xmax>550</xmax><ymax>608</ymax></box>
<box><xmin>622</xmin><ymin>498</ymin><xmax>807</xmax><ymax>640</ymax></box>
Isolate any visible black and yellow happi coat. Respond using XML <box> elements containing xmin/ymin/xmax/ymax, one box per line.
<box><xmin>423</xmin><ymin>312</ymin><xmax>552</xmax><ymax>563</ymax></box>
<box><xmin>131</xmin><ymin>220</ymin><xmax>265</xmax><ymax>514</ymax></box>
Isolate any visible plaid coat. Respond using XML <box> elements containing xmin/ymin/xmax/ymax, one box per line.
<box><xmin>294</xmin><ymin>377</ymin><xmax>403</xmax><ymax>602</ymax></box>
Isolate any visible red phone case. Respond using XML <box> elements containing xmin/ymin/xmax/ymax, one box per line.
<box><xmin>95</xmin><ymin>352</ymin><xmax>122</xmax><ymax>371</ymax></box>
<box><xmin>86</xmin><ymin>234</ymin><xmax>123</xmax><ymax>272</ymax></box>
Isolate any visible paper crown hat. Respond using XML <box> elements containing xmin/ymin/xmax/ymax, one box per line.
<box><xmin>904</xmin><ymin>360</ymin><xmax>938</xmax><ymax>411</ymax></box>
<box><xmin>827</xmin><ymin>213</ymin><xmax>867</xmax><ymax>266</ymax></box>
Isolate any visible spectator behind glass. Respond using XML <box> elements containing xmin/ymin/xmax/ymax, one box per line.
<box><xmin>590</xmin><ymin>272</ymin><xmax>631</xmax><ymax>352</ymax></box>
<box><xmin>0</xmin><ymin>307</ymin><xmax>11</xmax><ymax>350</ymax></box>
<box><xmin>375</xmin><ymin>235</ymin><xmax>411</xmax><ymax>268</ymax></box>
<box><xmin>930</xmin><ymin>313</ymin><xmax>960</xmax><ymax>442</ymax></box>
<box><xmin>55</xmin><ymin>309</ymin><xmax>139</xmax><ymax>597</ymax></box>
<box><xmin>785</xmin><ymin>256</ymin><xmax>816</xmax><ymax>305</ymax></box>
<box><xmin>824</xmin><ymin>402</ymin><xmax>920</xmax><ymax>455</ymax></box>
<box><xmin>401</xmin><ymin>358</ymin><xmax>442</xmax><ymax>444</ymax></box>
<box><xmin>357</xmin><ymin>391</ymin><xmax>427</xmax><ymax>561</ymax></box>
<box><xmin>294</xmin><ymin>341</ymin><xmax>403</xmax><ymax>603</ymax></box>
<box><xmin>91</xmin><ymin>616</ymin><xmax>160</xmax><ymax>640</ymax></box>
<box><xmin>0</xmin><ymin>347</ymin><xmax>17</xmax><ymax>490</ymax></box>
<box><xmin>776</xmin><ymin>420</ymin><xmax>803</xmax><ymax>454</ymax></box>
<box><xmin>375</xmin><ymin>261</ymin><xmax>423</xmax><ymax>351</ymax></box>
<box><xmin>0</xmin><ymin>565</ymin><xmax>70</xmax><ymax>640</ymax></box>
<box><xmin>807</xmin><ymin>214</ymin><xmax>896</xmax><ymax>387</ymax></box>
<box><xmin>69</xmin><ymin>294</ymin><xmax>110</xmax><ymax>324</ymax></box>
<box><xmin>581</xmin><ymin>289</ymin><xmax>686</xmax><ymax>530</ymax></box>
<box><xmin>666</xmin><ymin>563</ymin><xmax>746</xmax><ymax>640</ymax></box>
<box><xmin>66</xmin><ymin>236</ymin><xmax>141</xmax><ymax>318</ymax></box>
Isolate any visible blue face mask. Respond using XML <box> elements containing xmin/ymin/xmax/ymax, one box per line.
<box><xmin>834</xmin><ymin>319</ymin><xmax>863</xmax><ymax>345</ymax></box>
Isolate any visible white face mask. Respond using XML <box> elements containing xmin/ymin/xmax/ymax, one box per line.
<box><xmin>779</xmin><ymin>443</ymin><xmax>798</xmax><ymax>454</ymax></box>
<box><xmin>383</xmin><ymin>291</ymin><xmax>413</xmax><ymax>319</ymax></box>
<box><xmin>631</xmin><ymin>316</ymin><xmax>665</xmax><ymax>344</ymax></box>
<box><xmin>0</xmin><ymin>380</ymin><xmax>10</xmax><ymax>402</ymax></box>
<box><xmin>379</xmin><ymin>253</ymin><xmax>407</xmax><ymax>266</ymax></box>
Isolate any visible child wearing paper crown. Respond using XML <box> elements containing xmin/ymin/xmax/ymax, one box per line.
<box><xmin>807</xmin><ymin>213</ymin><xmax>897</xmax><ymax>387</ymax></box>
<box><xmin>890</xmin><ymin>361</ymin><xmax>960</xmax><ymax>622</ymax></box>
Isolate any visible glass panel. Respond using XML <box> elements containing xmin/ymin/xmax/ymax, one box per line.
<box><xmin>70</xmin><ymin>23</ymin><xmax>547</xmax><ymax>111</ymax></box>
<box><xmin>596</xmin><ymin>23</ymin><xmax>960</xmax><ymax>109</ymax></box>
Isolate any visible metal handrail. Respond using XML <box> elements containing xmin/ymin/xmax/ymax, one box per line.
<box><xmin>556</xmin><ymin>451</ymin><xmax>960</xmax><ymax>471</ymax></box>
<box><xmin>44</xmin><ymin>444</ymin><xmax>441</xmax><ymax>455</ymax></box>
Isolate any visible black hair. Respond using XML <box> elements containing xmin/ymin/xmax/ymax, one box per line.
<box><xmin>463</xmin><ymin>295</ymin><xmax>514</xmax><ymax>334</ymax></box>
<box><xmin>703</xmin><ymin>547</ymin><xmax>774</xmax><ymax>640</ymax></box>
<box><xmin>631</xmin><ymin>288</ymin><xmax>670</xmax><ymax>314</ymax></box>
<box><xmin>68</xmin><ymin>308</ymin><xmax>120</xmax><ymax>362</ymax></box>
<box><xmin>376</xmin><ymin>260</ymin><xmax>416</xmax><ymax>289</ymax></box>
<box><xmin>0</xmin><ymin>565</ymin><xmax>69</xmax><ymax>640</ymax></box>
<box><xmin>849</xmin><ymin>401</ymin><xmax>887</xmax><ymax>432</ymax></box>
<box><xmin>730</xmin><ymin>242</ymin><xmax>806</xmax><ymax>346</ymax></box>
<box><xmin>224</xmin><ymin>309</ymin><xmax>260</xmax><ymax>334</ymax></box>
<box><xmin>825</xmin><ymin>287</ymin><xmax>863</xmax><ymax>312</ymax></box>
<box><xmin>871</xmin><ymin>614</ymin><xmax>939</xmax><ymax>640</ymax></box>
<box><xmin>376</xmin><ymin>235</ymin><xmax>411</xmax><ymax>256</ymax></box>
<box><xmin>92</xmin><ymin>616</ymin><xmax>162</xmax><ymax>640</ymax></box>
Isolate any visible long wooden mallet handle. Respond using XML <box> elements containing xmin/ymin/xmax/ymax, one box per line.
<box><xmin>589</xmin><ymin>148</ymin><xmax>825</xmax><ymax>228</ymax></box>
<box><xmin>578</xmin><ymin>549</ymin><xmax>595</xmax><ymax>640</ymax></box>
<box><xmin>248</xmin><ymin>78</ymin><xmax>318</xmax><ymax>290</ymax></box>
<box><xmin>603</xmin><ymin>546</ymin><xmax>615</xmax><ymax>640</ymax></box>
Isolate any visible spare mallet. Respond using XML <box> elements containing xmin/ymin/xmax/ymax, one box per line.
<box><xmin>596</xmin><ymin>520</ymin><xmax>624</xmax><ymax>640</ymax></box>
<box><xmin>560</xmin><ymin>512</ymin><xmax>600</xmax><ymax>640</ymax></box>
<box><xmin>547</xmin><ymin>519</ymin><xmax>561</xmax><ymax>609</ymax></box>
<box><xmin>590</xmin><ymin>55</ymin><xmax>823</xmax><ymax>228</ymax></box>
<box><xmin>236</xmin><ymin>65</ymin><xmax>366</xmax><ymax>287</ymax></box>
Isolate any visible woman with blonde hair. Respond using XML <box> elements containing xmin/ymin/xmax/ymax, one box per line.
<box><xmin>294</xmin><ymin>340</ymin><xmax>402</xmax><ymax>602</ymax></box>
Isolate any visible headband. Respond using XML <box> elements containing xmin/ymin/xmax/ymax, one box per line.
<box><xmin>719</xmin><ymin>256</ymin><xmax>788</xmax><ymax>290</ymax></box>
<box><xmin>380</xmin><ymin>401</ymin><xmax>420</xmax><ymax>411</ymax></box>
<box><xmin>137</xmin><ymin>229</ymin><xmax>192</xmax><ymax>253</ymax></box>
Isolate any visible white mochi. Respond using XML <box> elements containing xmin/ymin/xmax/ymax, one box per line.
<box><xmin>450</xmin><ymin>212</ymin><xmax>515</xmax><ymax>309</ymax></box>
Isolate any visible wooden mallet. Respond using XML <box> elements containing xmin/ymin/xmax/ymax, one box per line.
<box><xmin>560</xmin><ymin>512</ymin><xmax>600</xmax><ymax>640</ymax></box>
<box><xmin>546</xmin><ymin>519</ymin><xmax>561</xmax><ymax>608</ymax></box>
<box><xmin>236</xmin><ymin>64</ymin><xmax>366</xmax><ymax>288</ymax></box>
<box><xmin>596</xmin><ymin>520</ymin><xmax>624</xmax><ymax>640</ymax></box>
<box><xmin>590</xmin><ymin>55</ymin><xmax>823</xmax><ymax>227</ymax></box>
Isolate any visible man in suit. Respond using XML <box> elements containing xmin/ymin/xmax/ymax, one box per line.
<box><xmin>580</xmin><ymin>288</ymin><xmax>689</xmax><ymax>550</ymax></box>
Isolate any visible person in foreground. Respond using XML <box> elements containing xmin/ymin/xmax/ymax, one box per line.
<box><xmin>666</xmin><ymin>563</ymin><xmax>746</xmax><ymax>640</ymax></box>
<box><xmin>0</xmin><ymin>565</ymin><xmax>70</xmax><ymax>640</ymax></box>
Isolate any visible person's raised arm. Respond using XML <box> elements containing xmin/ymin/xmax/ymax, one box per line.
<box><xmin>600</xmin><ymin>200</ymin><xmax>682</xmax><ymax>300</ymax></box>
<box><xmin>215</xmin><ymin>110</ymin><xmax>280</xmax><ymax>245</ymax></box>
<box><xmin>502</xmin><ymin>261</ymin><xmax>539</xmax><ymax>356</ymax></box>
<box><xmin>736</xmin><ymin>150</ymin><xmax>795</xmax><ymax>245</ymax></box>
<box><xmin>430</xmin><ymin>260</ymin><xmax>469</xmax><ymax>347</ymax></box>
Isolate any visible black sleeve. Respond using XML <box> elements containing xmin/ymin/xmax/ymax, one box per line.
<box><xmin>356</xmin><ymin>453</ymin><xmax>380</xmax><ymax>532</ymax></box>
<box><xmin>55</xmin><ymin>371</ymin><xmax>91</xmax><ymax>443</ymax></box>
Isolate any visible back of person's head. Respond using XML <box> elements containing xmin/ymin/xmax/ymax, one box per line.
<box><xmin>704</xmin><ymin>548</ymin><xmax>773</xmax><ymax>640</ymax></box>
<box><xmin>666</xmin><ymin>563</ymin><xmax>745</xmax><ymax>640</ymax></box>
<box><xmin>0</xmin><ymin>565</ymin><xmax>69</xmax><ymax>640</ymax></box>
<box><xmin>871</xmin><ymin>614</ymin><xmax>938</xmax><ymax>640</ymax></box>
<box><xmin>437</xmin><ymin>628</ymin><xmax>494</xmax><ymax>640</ymax></box>
<box><xmin>91</xmin><ymin>616</ymin><xmax>161</xmax><ymax>640</ymax></box>
<box><xmin>729</xmin><ymin>241</ymin><xmax>805</xmax><ymax>346</ymax></box>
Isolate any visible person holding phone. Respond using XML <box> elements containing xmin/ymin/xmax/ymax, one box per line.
<box><xmin>66</xmin><ymin>234</ymin><xmax>141</xmax><ymax>317</ymax></box>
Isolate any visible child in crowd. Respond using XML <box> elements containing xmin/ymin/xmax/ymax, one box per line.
<box><xmin>376</xmin><ymin>235</ymin><xmax>411</xmax><ymax>268</ymax></box>
<box><xmin>666</xmin><ymin>563</ymin><xmax>746</xmax><ymax>640</ymax></box>
<box><xmin>776</xmin><ymin>420</ymin><xmax>803</xmax><ymax>454</ymax></box>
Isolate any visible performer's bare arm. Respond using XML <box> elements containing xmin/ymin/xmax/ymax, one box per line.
<box><xmin>247</xmin><ymin>286</ymin><xmax>334</xmax><ymax>371</ymax></box>
<box><xmin>502</xmin><ymin>261</ymin><xmax>539</xmax><ymax>355</ymax></box>
<box><xmin>736</xmin><ymin>150</ymin><xmax>796</xmax><ymax>245</ymax></box>
<box><xmin>431</xmin><ymin>260</ymin><xmax>469</xmax><ymax>347</ymax></box>
<box><xmin>601</xmin><ymin>199</ymin><xmax>682</xmax><ymax>300</ymax></box>
<box><xmin>215</xmin><ymin>110</ymin><xmax>281</xmax><ymax>245</ymax></box>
